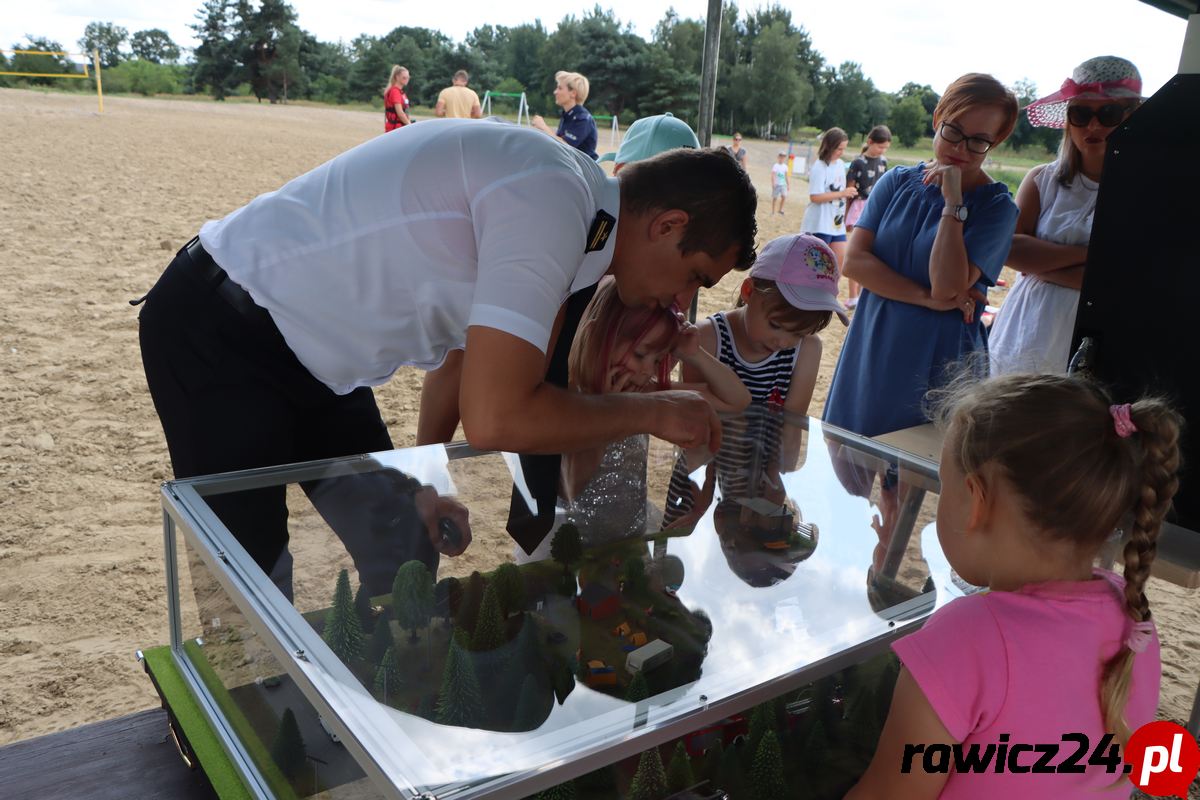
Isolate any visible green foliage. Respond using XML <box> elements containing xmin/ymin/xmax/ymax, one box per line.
<box><xmin>514</xmin><ymin>673</ymin><xmax>547</xmax><ymax>730</ymax></box>
<box><xmin>888</xmin><ymin>94</ymin><xmax>928</xmax><ymax>148</ymax></box>
<box><xmin>373</xmin><ymin>645</ymin><xmax>403</xmax><ymax>703</ymax></box>
<box><xmin>491</xmin><ymin>562</ymin><xmax>525</xmax><ymax>616</ymax></box>
<box><xmin>666</xmin><ymin>741</ymin><xmax>694</xmax><ymax>793</ymax></box>
<box><xmin>628</xmin><ymin>746</ymin><xmax>668</xmax><ymax>800</ymax></box>
<box><xmin>130</xmin><ymin>29</ymin><xmax>181</xmax><ymax>64</ymax></box>
<box><xmin>367</xmin><ymin>615</ymin><xmax>394</xmax><ymax>667</ymax></box>
<box><xmin>79</xmin><ymin>21</ymin><xmax>129</xmax><ymax>68</ymax></box>
<box><xmin>392</xmin><ymin>560</ymin><xmax>434</xmax><ymax>643</ymax></box>
<box><xmin>323</xmin><ymin>568</ymin><xmax>365</xmax><ymax>662</ymax></box>
<box><xmin>354</xmin><ymin>581</ymin><xmax>373</xmax><ymax>627</ymax></box>
<box><xmin>269</xmin><ymin>707</ymin><xmax>307</xmax><ymax>778</ymax></box>
<box><xmin>102</xmin><ymin>60</ymin><xmax>183</xmax><ymax>95</ymax></box>
<box><xmin>471</xmin><ymin>581</ymin><xmax>506</xmax><ymax>651</ymax></box>
<box><xmin>801</xmin><ymin>718</ymin><xmax>830</xmax><ymax>777</ymax></box>
<box><xmin>434</xmin><ymin>576</ymin><xmax>460</xmax><ymax>625</ymax></box>
<box><xmin>8</xmin><ymin>37</ymin><xmax>75</xmax><ymax>86</ymax></box>
<box><xmin>749</xmin><ymin>730</ymin><xmax>785</xmax><ymax>800</ymax></box>
<box><xmin>456</xmin><ymin>571</ymin><xmax>486</xmax><ymax>633</ymax></box>
<box><xmin>550</xmin><ymin>524</ymin><xmax>583</xmax><ymax>575</ymax></box>
<box><xmin>576</xmin><ymin>765</ymin><xmax>616</xmax><ymax>792</ymax></box>
<box><xmin>533</xmin><ymin>780</ymin><xmax>578</xmax><ymax>800</ymax></box>
<box><xmin>191</xmin><ymin>0</ymin><xmax>239</xmax><ymax>99</ymax></box>
<box><xmin>622</xmin><ymin>555</ymin><xmax>647</xmax><ymax>592</ymax></box>
<box><xmin>625</xmin><ymin>669</ymin><xmax>649</xmax><ymax>702</ymax></box>
<box><xmin>717</xmin><ymin>739</ymin><xmax>746</xmax><ymax>798</ymax></box>
<box><xmin>701</xmin><ymin>738</ymin><xmax>723</xmax><ymax>783</ymax></box>
<box><xmin>435</xmin><ymin>635</ymin><xmax>482</xmax><ymax>726</ymax></box>
<box><xmin>1006</xmin><ymin>79</ymin><xmax>1061</xmax><ymax>155</ymax></box>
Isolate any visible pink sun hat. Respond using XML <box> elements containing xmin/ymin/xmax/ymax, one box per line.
<box><xmin>750</xmin><ymin>234</ymin><xmax>849</xmax><ymax>325</ymax></box>
<box><xmin>1024</xmin><ymin>55</ymin><xmax>1143</xmax><ymax>129</ymax></box>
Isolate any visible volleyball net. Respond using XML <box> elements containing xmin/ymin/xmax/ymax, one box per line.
<box><xmin>0</xmin><ymin>48</ymin><xmax>104</xmax><ymax>112</ymax></box>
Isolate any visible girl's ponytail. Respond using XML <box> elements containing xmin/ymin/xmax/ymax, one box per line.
<box><xmin>1097</xmin><ymin>398</ymin><xmax>1182</xmax><ymax>747</ymax></box>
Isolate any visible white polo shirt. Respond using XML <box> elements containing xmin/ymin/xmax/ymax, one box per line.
<box><xmin>199</xmin><ymin>119</ymin><xmax>620</xmax><ymax>395</ymax></box>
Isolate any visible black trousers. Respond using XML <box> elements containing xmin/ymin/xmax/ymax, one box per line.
<box><xmin>138</xmin><ymin>243</ymin><xmax>437</xmax><ymax>597</ymax></box>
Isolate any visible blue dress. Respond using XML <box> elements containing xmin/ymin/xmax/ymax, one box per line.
<box><xmin>824</xmin><ymin>164</ymin><xmax>1018</xmax><ymax>436</ymax></box>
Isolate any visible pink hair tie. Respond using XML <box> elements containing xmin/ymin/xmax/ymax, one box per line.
<box><xmin>1125</xmin><ymin>619</ymin><xmax>1154</xmax><ymax>654</ymax></box>
<box><xmin>1110</xmin><ymin>404</ymin><xmax>1138</xmax><ymax>438</ymax></box>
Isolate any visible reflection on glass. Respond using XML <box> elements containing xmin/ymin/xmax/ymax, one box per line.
<box><xmin>172</xmin><ymin>409</ymin><xmax>942</xmax><ymax>799</ymax></box>
<box><xmin>182</xmin><ymin>540</ymin><xmax>382</xmax><ymax>799</ymax></box>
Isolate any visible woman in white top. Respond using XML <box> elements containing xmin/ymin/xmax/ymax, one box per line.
<box><xmin>989</xmin><ymin>56</ymin><xmax>1143</xmax><ymax>375</ymax></box>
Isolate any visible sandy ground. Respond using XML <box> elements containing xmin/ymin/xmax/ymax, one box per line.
<box><xmin>1</xmin><ymin>90</ymin><xmax>1196</xmax><ymax>762</ymax></box>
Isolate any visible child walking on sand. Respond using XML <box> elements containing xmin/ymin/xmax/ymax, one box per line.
<box><xmin>844</xmin><ymin>125</ymin><xmax>892</xmax><ymax>308</ymax></box>
<box><xmin>662</xmin><ymin>234</ymin><xmax>849</xmax><ymax>528</ymax></box>
<box><xmin>771</xmin><ymin>151</ymin><xmax>791</xmax><ymax>215</ymax></box>
<box><xmin>847</xmin><ymin>373</ymin><xmax>1181</xmax><ymax>799</ymax></box>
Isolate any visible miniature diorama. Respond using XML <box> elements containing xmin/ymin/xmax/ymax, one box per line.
<box><xmin>159</xmin><ymin>407</ymin><xmax>941</xmax><ymax>800</ymax></box>
<box><xmin>527</xmin><ymin>652</ymin><xmax>901</xmax><ymax>800</ymax></box>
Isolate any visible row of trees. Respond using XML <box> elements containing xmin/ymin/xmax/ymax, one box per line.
<box><xmin>3</xmin><ymin>1</ymin><xmax>1061</xmax><ymax>152</ymax></box>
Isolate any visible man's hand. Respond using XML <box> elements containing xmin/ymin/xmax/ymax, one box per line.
<box><xmin>413</xmin><ymin>486</ymin><xmax>472</xmax><ymax>556</ymax></box>
<box><xmin>652</xmin><ymin>390</ymin><xmax>722</xmax><ymax>453</ymax></box>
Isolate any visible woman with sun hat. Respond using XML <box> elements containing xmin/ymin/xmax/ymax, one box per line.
<box><xmin>989</xmin><ymin>56</ymin><xmax>1144</xmax><ymax>376</ymax></box>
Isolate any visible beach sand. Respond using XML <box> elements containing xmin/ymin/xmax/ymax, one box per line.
<box><xmin>1</xmin><ymin>89</ymin><xmax>1195</xmax><ymax>774</ymax></box>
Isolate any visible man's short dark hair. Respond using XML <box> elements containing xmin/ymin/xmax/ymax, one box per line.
<box><xmin>618</xmin><ymin>148</ymin><xmax>757</xmax><ymax>271</ymax></box>
<box><xmin>454</xmin><ymin>69</ymin><xmax>470</xmax><ymax>82</ymax></box>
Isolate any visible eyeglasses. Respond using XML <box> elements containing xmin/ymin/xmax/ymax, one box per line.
<box><xmin>937</xmin><ymin>121</ymin><xmax>994</xmax><ymax>154</ymax></box>
<box><xmin>733</xmin><ymin>137</ymin><xmax>742</xmax><ymax>142</ymax></box>
<box><xmin>1067</xmin><ymin>103</ymin><xmax>1132</xmax><ymax>128</ymax></box>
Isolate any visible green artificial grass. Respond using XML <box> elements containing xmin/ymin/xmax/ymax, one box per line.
<box><xmin>143</xmin><ymin>645</ymin><xmax>253</xmax><ymax>800</ymax></box>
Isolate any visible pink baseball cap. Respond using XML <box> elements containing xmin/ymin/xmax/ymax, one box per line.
<box><xmin>749</xmin><ymin>234</ymin><xmax>849</xmax><ymax>325</ymax></box>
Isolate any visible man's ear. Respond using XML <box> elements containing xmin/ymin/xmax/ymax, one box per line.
<box><xmin>964</xmin><ymin>472</ymin><xmax>991</xmax><ymax>532</ymax></box>
<box><xmin>647</xmin><ymin>209</ymin><xmax>689</xmax><ymax>243</ymax></box>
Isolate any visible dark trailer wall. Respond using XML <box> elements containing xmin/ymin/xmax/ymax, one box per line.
<box><xmin>1072</xmin><ymin>1</ymin><xmax>1200</xmax><ymax>532</ymax></box>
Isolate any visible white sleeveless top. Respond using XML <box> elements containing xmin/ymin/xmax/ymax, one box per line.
<box><xmin>989</xmin><ymin>161</ymin><xmax>1098</xmax><ymax>375</ymax></box>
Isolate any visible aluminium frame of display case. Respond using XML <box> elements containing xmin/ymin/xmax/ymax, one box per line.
<box><xmin>153</xmin><ymin>419</ymin><xmax>948</xmax><ymax>800</ymax></box>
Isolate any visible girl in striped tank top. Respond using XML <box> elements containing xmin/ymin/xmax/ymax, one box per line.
<box><xmin>664</xmin><ymin>234</ymin><xmax>849</xmax><ymax>530</ymax></box>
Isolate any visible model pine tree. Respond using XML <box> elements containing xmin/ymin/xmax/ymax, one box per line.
<box><xmin>354</xmin><ymin>580</ymin><xmax>373</xmax><ymax>627</ymax></box>
<box><xmin>701</xmin><ymin>738</ymin><xmax>723</xmax><ymax>783</ymax></box>
<box><xmin>666</xmin><ymin>741</ymin><xmax>694</xmax><ymax>793</ymax></box>
<box><xmin>550</xmin><ymin>523</ymin><xmax>583</xmax><ymax>577</ymax></box>
<box><xmin>367</xmin><ymin>615</ymin><xmax>394</xmax><ymax>667</ymax></box>
<box><xmin>534</xmin><ymin>780</ymin><xmax>578</xmax><ymax>800</ymax></box>
<box><xmin>513</xmin><ymin>673</ymin><xmax>545</xmax><ymax>731</ymax></box>
<box><xmin>491</xmin><ymin>562</ymin><xmax>525</xmax><ymax>617</ymax></box>
<box><xmin>627</xmin><ymin>746</ymin><xmax>667</xmax><ymax>800</ymax></box>
<box><xmin>323</xmin><ymin>569</ymin><xmax>365</xmax><ymax>663</ymax></box>
<box><xmin>435</xmin><ymin>633</ymin><xmax>482</xmax><ymax>727</ymax></box>
<box><xmin>625</xmin><ymin>669</ymin><xmax>649</xmax><ymax>702</ymax></box>
<box><xmin>455</xmin><ymin>571</ymin><xmax>486</xmax><ymax>633</ymax></box>
<box><xmin>471</xmin><ymin>581</ymin><xmax>506</xmax><ymax>652</ymax></box>
<box><xmin>392</xmin><ymin>560</ymin><xmax>434</xmax><ymax>644</ymax></box>
<box><xmin>622</xmin><ymin>555</ymin><xmax>647</xmax><ymax>593</ymax></box>
<box><xmin>269</xmin><ymin>707</ymin><xmax>307</xmax><ymax>779</ymax></box>
<box><xmin>374</xmin><ymin>645</ymin><xmax>403</xmax><ymax>705</ymax></box>
<box><xmin>434</xmin><ymin>576</ymin><xmax>461</xmax><ymax>627</ymax></box>
<box><xmin>750</xmin><ymin>730</ymin><xmax>785</xmax><ymax>800</ymax></box>
<box><xmin>802</xmin><ymin>718</ymin><xmax>830</xmax><ymax>777</ymax></box>
<box><xmin>718</xmin><ymin>740</ymin><xmax>746</xmax><ymax>799</ymax></box>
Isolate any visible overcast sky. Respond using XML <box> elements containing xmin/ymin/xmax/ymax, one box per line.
<box><xmin>3</xmin><ymin>1</ymin><xmax>1188</xmax><ymax>99</ymax></box>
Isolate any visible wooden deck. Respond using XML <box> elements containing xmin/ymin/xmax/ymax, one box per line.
<box><xmin>0</xmin><ymin>708</ymin><xmax>215</xmax><ymax>800</ymax></box>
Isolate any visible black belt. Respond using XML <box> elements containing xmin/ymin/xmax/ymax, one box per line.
<box><xmin>184</xmin><ymin>237</ymin><xmax>269</xmax><ymax>321</ymax></box>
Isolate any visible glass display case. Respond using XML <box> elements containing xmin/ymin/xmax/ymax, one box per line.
<box><xmin>155</xmin><ymin>410</ymin><xmax>958</xmax><ymax>800</ymax></box>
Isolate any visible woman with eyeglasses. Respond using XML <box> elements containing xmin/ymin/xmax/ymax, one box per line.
<box><xmin>989</xmin><ymin>56</ymin><xmax>1142</xmax><ymax>376</ymax></box>
<box><xmin>825</xmin><ymin>73</ymin><xmax>1019</xmax><ymax>441</ymax></box>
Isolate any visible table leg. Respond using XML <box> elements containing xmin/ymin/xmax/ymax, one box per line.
<box><xmin>880</xmin><ymin>485</ymin><xmax>926</xmax><ymax>580</ymax></box>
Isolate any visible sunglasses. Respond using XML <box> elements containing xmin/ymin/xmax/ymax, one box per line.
<box><xmin>1066</xmin><ymin>103</ymin><xmax>1132</xmax><ymax>128</ymax></box>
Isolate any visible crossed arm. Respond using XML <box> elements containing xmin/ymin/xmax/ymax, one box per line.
<box><xmin>1005</xmin><ymin>165</ymin><xmax>1087</xmax><ymax>290</ymax></box>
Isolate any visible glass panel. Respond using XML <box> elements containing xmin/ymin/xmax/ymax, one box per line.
<box><xmin>171</xmin><ymin>410</ymin><xmax>943</xmax><ymax>799</ymax></box>
<box><xmin>180</xmin><ymin>537</ymin><xmax>386</xmax><ymax>799</ymax></box>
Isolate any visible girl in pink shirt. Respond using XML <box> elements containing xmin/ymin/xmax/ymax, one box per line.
<box><xmin>847</xmin><ymin>373</ymin><xmax>1182</xmax><ymax>799</ymax></box>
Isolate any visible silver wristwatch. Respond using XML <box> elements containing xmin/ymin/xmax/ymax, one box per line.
<box><xmin>942</xmin><ymin>203</ymin><xmax>968</xmax><ymax>223</ymax></box>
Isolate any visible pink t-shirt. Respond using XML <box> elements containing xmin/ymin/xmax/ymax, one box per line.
<box><xmin>893</xmin><ymin>569</ymin><xmax>1160</xmax><ymax>799</ymax></box>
